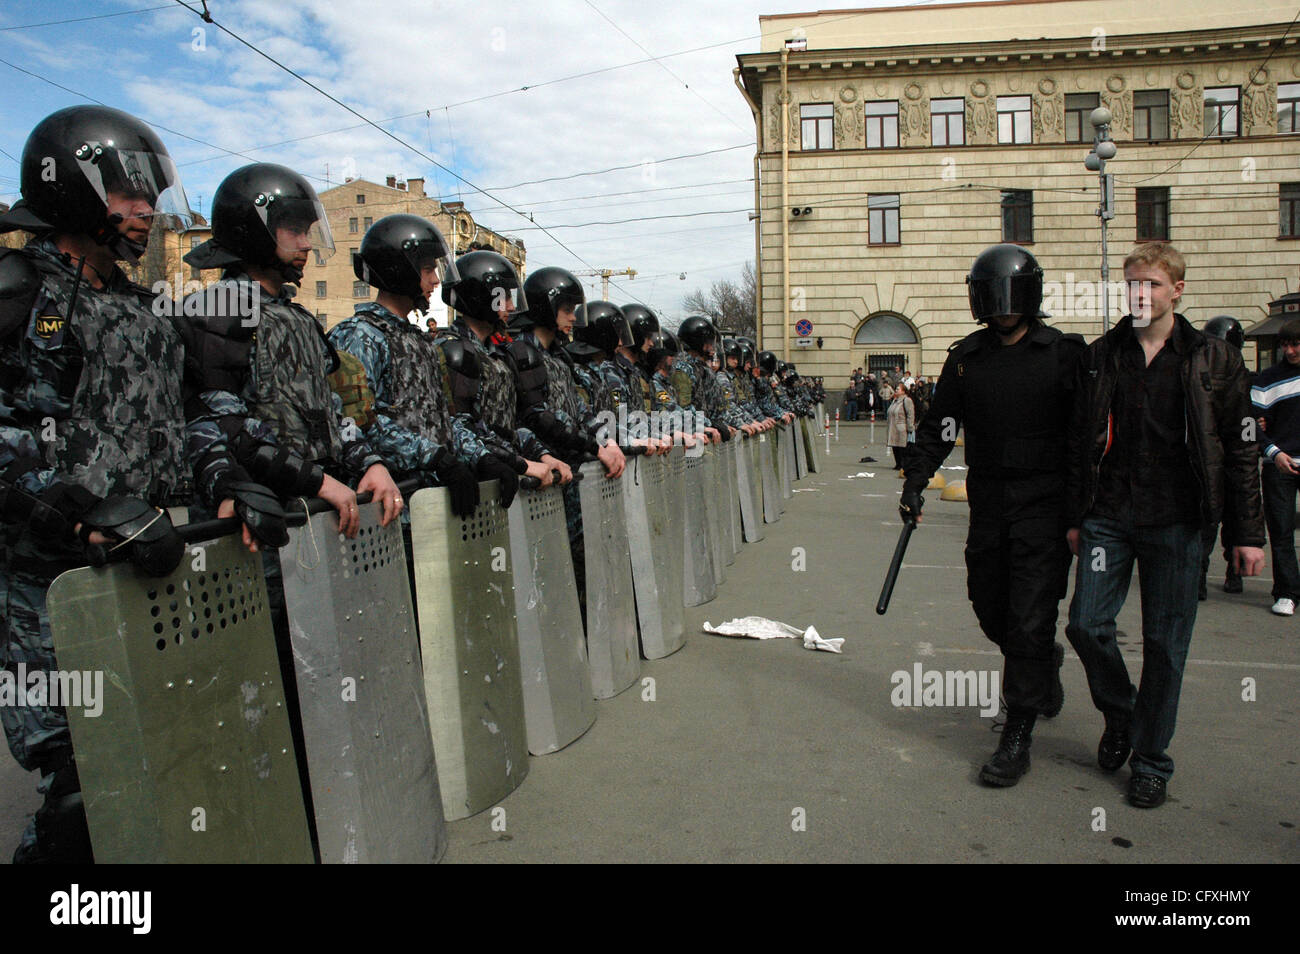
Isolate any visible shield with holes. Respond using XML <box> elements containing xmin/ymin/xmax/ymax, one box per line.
<box><xmin>722</xmin><ymin>439</ymin><xmax>742</xmax><ymax>555</ymax></box>
<box><xmin>736</xmin><ymin>436</ymin><xmax>764</xmax><ymax>542</ymax></box>
<box><xmin>408</xmin><ymin>482</ymin><xmax>528</xmax><ymax>820</ymax></box>
<box><xmin>681</xmin><ymin>450</ymin><xmax>718</xmax><ymax>605</ymax></box>
<box><xmin>779</xmin><ymin>425</ymin><xmax>795</xmax><ymax>499</ymax></box>
<box><xmin>506</xmin><ymin>484</ymin><xmax>595</xmax><ymax>755</ymax></box>
<box><xmin>759</xmin><ymin>433</ymin><xmax>780</xmax><ymax>524</ymax></box>
<box><xmin>713</xmin><ymin>442</ymin><xmax>736</xmax><ymax>564</ymax></box>
<box><xmin>623</xmin><ymin>451</ymin><xmax>685</xmax><ymax>659</ymax></box>
<box><xmin>703</xmin><ymin>446</ymin><xmax>728</xmax><ymax>578</ymax></box>
<box><xmin>577</xmin><ymin>461</ymin><xmax>639</xmax><ymax>699</ymax></box>
<box><xmin>802</xmin><ymin>415</ymin><xmax>821</xmax><ymax>473</ymax></box>
<box><xmin>793</xmin><ymin>414</ymin><xmax>808</xmax><ymax>479</ymax></box>
<box><xmin>279</xmin><ymin>504</ymin><xmax>445</xmax><ymax>863</ymax></box>
<box><xmin>45</xmin><ymin>537</ymin><xmax>314</xmax><ymax>862</ymax></box>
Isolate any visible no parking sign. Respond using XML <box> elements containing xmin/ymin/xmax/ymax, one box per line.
<box><xmin>795</xmin><ymin>319</ymin><xmax>813</xmax><ymax>337</ymax></box>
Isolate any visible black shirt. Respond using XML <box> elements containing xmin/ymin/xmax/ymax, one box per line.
<box><xmin>1091</xmin><ymin>317</ymin><xmax>1202</xmax><ymax>527</ymax></box>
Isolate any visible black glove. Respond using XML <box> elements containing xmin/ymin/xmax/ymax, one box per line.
<box><xmin>718</xmin><ymin>425</ymin><xmax>733</xmax><ymax>442</ymax></box>
<box><xmin>432</xmin><ymin>449</ymin><xmax>480</xmax><ymax>518</ymax></box>
<box><xmin>80</xmin><ymin>496</ymin><xmax>185</xmax><ymax>576</ymax></box>
<box><xmin>476</xmin><ymin>454</ymin><xmax>520</xmax><ymax>510</ymax></box>
<box><xmin>899</xmin><ymin>486</ymin><xmax>925</xmax><ymax>525</ymax></box>
<box><xmin>225</xmin><ymin>481</ymin><xmax>290</xmax><ymax>548</ymax></box>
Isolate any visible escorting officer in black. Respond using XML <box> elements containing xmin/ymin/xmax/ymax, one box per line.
<box><xmin>901</xmin><ymin>244</ymin><xmax>1085</xmax><ymax>787</ymax></box>
<box><xmin>1200</xmin><ymin>315</ymin><xmax>1246</xmax><ymax>597</ymax></box>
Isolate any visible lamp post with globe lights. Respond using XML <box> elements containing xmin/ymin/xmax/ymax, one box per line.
<box><xmin>1085</xmin><ymin>106</ymin><xmax>1118</xmax><ymax>331</ymax></box>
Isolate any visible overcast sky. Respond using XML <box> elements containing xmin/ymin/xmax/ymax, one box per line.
<box><xmin>0</xmin><ymin>0</ymin><xmax>983</xmax><ymax>322</ymax></box>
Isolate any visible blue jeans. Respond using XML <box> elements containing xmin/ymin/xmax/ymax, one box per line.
<box><xmin>1261</xmin><ymin>465</ymin><xmax>1300</xmax><ymax>601</ymax></box>
<box><xmin>844</xmin><ymin>400</ymin><xmax>858</xmax><ymax>421</ymax></box>
<box><xmin>1064</xmin><ymin>516</ymin><xmax>1202</xmax><ymax>780</ymax></box>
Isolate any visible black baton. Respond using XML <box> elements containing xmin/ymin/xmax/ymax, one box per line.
<box><xmin>875</xmin><ymin>519</ymin><xmax>916</xmax><ymax>615</ymax></box>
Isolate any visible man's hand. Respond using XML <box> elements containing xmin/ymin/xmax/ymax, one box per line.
<box><xmin>524</xmin><ymin>458</ymin><xmax>553</xmax><ymax>487</ymax></box>
<box><xmin>357</xmin><ymin>464</ymin><xmax>403</xmax><ymax>527</ymax></box>
<box><xmin>217</xmin><ymin>498</ymin><xmax>260</xmax><ymax>553</ymax></box>
<box><xmin>1233</xmin><ymin>546</ymin><xmax>1266</xmax><ymax>576</ymax></box>
<box><xmin>541</xmin><ymin>454</ymin><xmax>572</xmax><ymax>484</ymax></box>
<box><xmin>318</xmin><ymin>473</ymin><xmax>361</xmax><ymax>537</ymax></box>
<box><xmin>899</xmin><ymin>487</ymin><xmax>924</xmax><ymax>525</ymax></box>
<box><xmin>597</xmin><ymin>441</ymin><xmax>625</xmax><ymax>479</ymax></box>
<box><xmin>1067</xmin><ymin>528</ymin><xmax>1080</xmax><ymax>556</ymax></box>
<box><xmin>1274</xmin><ymin>451</ymin><xmax>1299</xmax><ymax>475</ymax></box>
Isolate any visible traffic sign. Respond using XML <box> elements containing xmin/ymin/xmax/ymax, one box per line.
<box><xmin>794</xmin><ymin>319</ymin><xmax>813</xmax><ymax>337</ymax></box>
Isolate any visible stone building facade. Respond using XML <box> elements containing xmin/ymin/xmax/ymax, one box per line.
<box><xmin>736</xmin><ymin>0</ymin><xmax>1300</xmax><ymax>382</ymax></box>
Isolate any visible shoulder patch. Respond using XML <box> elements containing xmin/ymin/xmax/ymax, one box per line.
<box><xmin>33</xmin><ymin>311</ymin><xmax>65</xmax><ymax>340</ymax></box>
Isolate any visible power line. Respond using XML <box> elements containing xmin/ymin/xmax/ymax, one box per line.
<box><xmin>0</xmin><ymin>4</ymin><xmax>172</xmax><ymax>31</ymax></box>
<box><xmin>501</xmin><ymin>207</ymin><xmax>752</xmax><ymax>231</ymax></box>
<box><xmin>481</xmin><ymin>143</ymin><xmax>751</xmax><ymax>192</ymax></box>
<box><xmin>460</xmin><ymin>176</ymin><xmax>752</xmax><ymax>214</ymax></box>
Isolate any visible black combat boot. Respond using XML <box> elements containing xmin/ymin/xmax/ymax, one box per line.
<box><xmin>979</xmin><ymin>710</ymin><xmax>1035</xmax><ymax>787</ymax></box>
<box><xmin>1041</xmin><ymin>642</ymin><xmax>1065</xmax><ymax>719</ymax></box>
<box><xmin>1223</xmin><ymin>567</ymin><xmax>1243</xmax><ymax>594</ymax></box>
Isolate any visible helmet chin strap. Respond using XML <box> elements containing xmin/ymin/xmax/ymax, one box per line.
<box><xmin>96</xmin><ymin>214</ymin><xmax>146</xmax><ymax>265</ymax></box>
<box><xmin>277</xmin><ymin>261</ymin><xmax>305</xmax><ymax>284</ymax></box>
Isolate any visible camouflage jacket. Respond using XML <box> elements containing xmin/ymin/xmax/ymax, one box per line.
<box><xmin>328</xmin><ymin>302</ymin><xmax>489</xmax><ymax>478</ymax></box>
<box><xmin>436</xmin><ymin>318</ymin><xmax>550</xmax><ymax>463</ymax></box>
<box><xmin>187</xmin><ymin>274</ymin><xmax>383</xmax><ymax>481</ymax></box>
<box><xmin>667</xmin><ymin>353</ymin><xmax>713</xmax><ymax>429</ymax></box>
<box><xmin>615</xmin><ymin>353</ymin><xmax>651</xmax><ymax>415</ymax></box>
<box><xmin>0</xmin><ymin>241</ymin><xmax>273</xmax><ymax>560</ymax></box>
<box><xmin>715</xmin><ymin>368</ymin><xmax>757</xmax><ymax>425</ymax></box>
<box><xmin>753</xmin><ymin>375</ymin><xmax>785</xmax><ymax>418</ymax></box>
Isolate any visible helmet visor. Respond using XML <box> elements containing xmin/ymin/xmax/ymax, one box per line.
<box><xmin>614</xmin><ymin>315</ymin><xmax>634</xmax><ymax>348</ymax></box>
<box><xmin>404</xmin><ymin>234</ymin><xmax>459</xmax><ymax>288</ymax></box>
<box><xmin>555</xmin><ymin>286</ymin><xmax>588</xmax><ymax>329</ymax></box>
<box><xmin>967</xmin><ymin>273</ymin><xmax>1041</xmax><ymax>322</ymax></box>
<box><xmin>258</xmin><ymin>193</ymin><xmax>335</xmax><ymax>264</ymax></box>
<box><xmin>79</xmin><ymin>145</ymin><xmax>194</xmax><ymax>230</ymax></box>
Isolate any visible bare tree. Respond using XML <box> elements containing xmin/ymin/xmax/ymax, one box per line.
<box><xmin>681</xmin><ymin>261</ymin><xmax>757</xmax><ymax>339</ymax></box>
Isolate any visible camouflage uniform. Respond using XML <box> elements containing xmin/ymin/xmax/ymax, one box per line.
<box><xmin>716</xmin><ymin>367</ymin><xmax>758</xmax><ymax>426</ymax></box>
<box><xmin>753</xmin><ymin>374</ymin><xmax>786</xmax><ymax>419</ymax></box>
<box><xmin>327</xmin><ymin>302</ymin><xmax>488</xmax><ymax>479</ymax></box>
<box><xmin>436</xmin><ymin>317</ymin><xmax>551</xmax><ymax>463</ymax></box>
<box><xmin>0</xmin><ymin>240</ymin><xmax>268</xmax><ymax>860</ymax></box>
<box><xmin>668</xmin><ymin>354</ymin><xmax>715</xmax><ymax>431</ymax></box>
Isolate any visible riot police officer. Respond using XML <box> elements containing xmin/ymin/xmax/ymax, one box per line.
<box><xmin>901</xmin><ymin>244</ymin><xmax>1084</xmax><ymax>787</ymax></box>
<box><xmin>0</xmin><ymin>107</ymin><xmax>284</xmax><ymax>862</ymax></box>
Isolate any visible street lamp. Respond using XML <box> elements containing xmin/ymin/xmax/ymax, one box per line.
<box><xmin>1085</xmin><ymin>106</ymin><xmax>1117</xmax><ymax>331</ymax></box>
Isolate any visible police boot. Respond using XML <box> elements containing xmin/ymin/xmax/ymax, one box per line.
<box><xmin>979</xmin><ymin>710</ymin><xmax>1035</xmax><ymax>787</ymax></box>
<box><xmin>20</xmin><ymin>762</ymin><xmax>94</xmax><ymax>864</ymax></box>
<box><xmin>1041</xmin><ymin>642</ymin><xmax>1065</xmax><ymax>719</ymax></box>
<box><xmin>1223</xmin><ymin>567</ymin><xmax>1243</xmax><ymax>594</ymax></box>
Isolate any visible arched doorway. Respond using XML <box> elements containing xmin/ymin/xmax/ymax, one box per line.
<box><xmin>852</xmin><ymin>312</ymin><xmax>920</xmax><ymax>380</ymax></box>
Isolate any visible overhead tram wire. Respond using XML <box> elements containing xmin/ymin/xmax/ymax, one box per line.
<box><xmin>481</xmin><ymin>144</ymin><xmax>751</xmax><ymax>192</ymax></box>
<box><xmin>168</xmin><ymin>1</ymin><xmax>646</xmax><ymax>305</ymax></box>
<box><xmin>459</xmin><ymin>177</ymin><xmax>754</xmax><ymax>215</ymax></box>
<box><xmin>504</xmin><ymin>208</ymin><xmax>753</xmax><ymax>231</ymax></box>
<box><xmin>0</xmin><ymin>5</ymin><xmax>173</xmax><ymax>31</ymax></box>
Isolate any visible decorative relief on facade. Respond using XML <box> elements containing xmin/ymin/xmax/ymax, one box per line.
<box><xmin>1170</xmin><ymin>86</ymin><xmax>1202</xmax><ymax>137</ymax></box>
<box><xmin>767</xmin><ymin>102</ymin><xmax>801</xmax><ymax>151</ymax></box>
<box><xmin>1106</xmin><ymin>74</ymin><xmax>1125</xmax><ymax>94</ymax></box>
<box><xmin>970</xmin><ymin>78</ymin><xmax>990</xmax><ymax>99</ymax></box>
<box><xmin>1176</xmin><ymin>70</ymin><xmax>1196</xmax><ymax>90</ymax></box>
<box><xmin>839</xmin><ymin>85</ymin><xmax>858</xmax><ymax>103</ymax></box>
<box><xmin>1243</xmin><ymin>84</ymin><xmax>1277</xmax><ymax>135</ymax></box>
<box><xmin>902</xmin><ymin>99</ymin><xmax>929</xmax><ymax>146</ymax></box>
<box><xmin>1033</xmin><ymin>90</ymin><xmax>1065</xmax><ymax>142</ymax></box>
<box><xmin>1038</xmin><ymin>76</ymin><xmax>1057</xmax><ymax>97</ymax></box>
<box><xmin>1251</xmin><ymin>66</ymin><xmax>1270</xmax><ymax>85</ymax></box>
<box><xmin>967</xmin><ymin>96</ymin><xmax>997</xmax><ymax>145</ymax></box>
<box><xmin>1145</xmin><ymin>69</ymin><xmax>1159</xmax><ymax>87</ymax></box>
<box><xmin>835</xmin><ymin>101</ymin><xmax>864</xmax><ymax>147</ymax></box>
<box><xmin>1101</xmin><ymin>90</ymin><xmax>1131</xmax><ymax>138</ymax></box>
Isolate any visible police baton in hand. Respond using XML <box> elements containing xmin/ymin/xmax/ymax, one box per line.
<box><xmin>876</xmin><ymin>517</ymin><xmax>915</xmax><ymax>615</ymax></box>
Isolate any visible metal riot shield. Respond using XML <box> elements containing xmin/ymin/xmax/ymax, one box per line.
<box><xmin>507</xmin><ymin>484</ymin><xmax>596</xmax><ymax>755</ymax></box>
<box><xmin>780</xmin><ymin>425</ymin><xmax>795</xmax><ymax>498</ymax></box>
<box><xmin>409</xmin><ymin>483</ymin><xmax>528</xmax><ymax>820</ymax></box>
<box><xmin>703</xmin><ymin>446</ymin><xmax>728</xmax><ymax>580</ymax></box>
<box><xmin>624</xmin><ymin>451</ymin><xmax>686</xmax><ymax>658</ymax></box>
<box><xmin>793</xmin><ymin>414</ymin><xmax>809</xmax><ymax>479</ymax></box>
<box><xmin>681</xmin><ymin>449</ymin><xmax>717</xmax><ymax>607</ymax></box>
<box><xmin>280</xmin><ymin>505</ymin><xmax>445</xmax><ymax>864</ymax></box>
<box><xmin>802</xmin><ymin>415</ymin><xmax>822</xmax><ymax>473</ymax></box>
<box><xmin>759</xmin><ymin>433</ymin><xmax>781</xmax><ymax>523</ymax></box>
<box><xmin>45</xmin><ymin>537</ymin><xmax>314</xmax><ymax>863</ymax></box>
<box><xmin>714</xmin><ymin>442</ymin><xmax>737</xmax><ymax>564</ymax></box>
<box><xmin>578</xmin><ymin>461</ymin><xmax>639</xmax><ymax>699</ymax></box>
<box><xmin>723</xmin><ymin>439</ymin><xmax>743</xmax><ymax>555</ymax></box>
<box><xmin>736</xmin><ymin>435</ymin><xmax>765</xmax><ymax>542</ymax></box>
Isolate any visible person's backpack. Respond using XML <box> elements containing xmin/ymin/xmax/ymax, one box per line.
<box><xmin>327</xmin><ymin>349</ymin><xmax>377</xmax><ymax>433</ymax></box>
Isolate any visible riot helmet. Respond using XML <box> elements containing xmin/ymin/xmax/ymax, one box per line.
<box><xmin>678</xmin><ymin>315</ymin><xmax>719</xmax><ymax>355</ymax></box>
<box><xmin>621</xmin><ymin>303</ymin><xmax>660</xmax><ymax>349</ymax></box>
<box><xmin>757</xmin><ymin>350</ymin><xmax>778</xmax><ymax>375</ymax></box>
<box><xmin>186</xmin><ymin>163</ymin><xmax>333</xmax><ymax>283</ymax></box>
<box><xmin>1204</xmin><ymin>314</ymin><xmax>1244</xmax><ymax>351</ymax></box>
<box><xmin>442</xmin><ymin>250</ymin><xmax>527</xmax><ymax>327</ymax></box>
<box><xmin>573</xmin><ymin>301</ymin><xmax>633</xmax><ymax>356</ymax></box>
<box><xmin>643</xmin><ymin>329</ymin><xmax>679</xmax><ymax>374</ymax></box>
<box><xmin>0</xmin><ymin>106</ymin><xmax>193</xmax><ymax>263</ymax></box>
<box><xmin>354</xmin><ymin>214</ymin><xmax>457</xmax><ymax>311</ymax></box>
<box><xmin>723</xmin><ymin>338</ymin><xmax>741</xmax><ymax>362</ymax></box>
<box><xmin>523</xmin><ymin>266</ymin><xmax>586</xmax><ymax>331</ymax></box>
<box><xmin>966</xmin><ymin>244</ymin><xmax>1043</xmax><ymax>332</ymax></box>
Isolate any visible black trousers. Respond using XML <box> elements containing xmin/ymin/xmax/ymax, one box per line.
<box><xmin>963</xmin><ymin>517</ymin><xmax>1072</xmax><ymax>714</ymax></box>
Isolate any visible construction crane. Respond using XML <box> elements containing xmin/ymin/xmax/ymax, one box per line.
<box><xmin>574</xmin><ymin>268</ymin><xmax>636</xmax><ymax>301</ymax></box>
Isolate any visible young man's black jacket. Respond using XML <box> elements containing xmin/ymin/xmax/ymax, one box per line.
<box><xmin>1065</xmin><ymin>313</ymin><xmax>1265</xmax><ymax>544</ymax></box>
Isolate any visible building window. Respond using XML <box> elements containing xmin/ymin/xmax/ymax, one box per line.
<box><xmin>868</xmin><ymin>194</ymin><xmax>900</xmax><ymax>245</ymax></box>
<box><xmin>1133</xmin><ymin>90</ymin><xmax>1170</xmax><ymax>140</ymax></box>
<box><xmin>930</xmin><ymin>98</ymin><xmax>964</xmax><ymax>146</ymax></box>
<box><xmin>317</xmin><ymin>313</ymin><xmax>327</xmax><ymax>326</ymax></box>
<box><xmin>313</xmin><ymin>249</ymin><xmax>326</xmax><ymax>266</ymax></box>
<box><xmin>1065</xmin><ymin>93</ymin><xmax>1100</xmax><ymax>143</ymax></box>
<box><xmin>800</xmin><ymin>103</ymin><xmax>834</xmax><ymax>150</ymax></box>
<box><xmin>1281</xmin><ymin>183</ymin><xmax>1300</xmax><ymax>238</ymax></box>
<box><xmin>353</xmin><ymin>281</ymin><xmax>370</xmax><ymax>298</ymax></box>
<box><xmin>865</xmin><ymin>101</ymin><xmax>899</xmax><ymax>149</ymax></box>
<box><xmin>1204</xmin><ymin>87</ymin><xmax>1239</xmax><ymax>138</ymax></box>
<box><xmin>349</xmin><ymin>217</ymin><xmax>359</xmax><ymax>233</ymax></box>
<box><xmin>1279</xmin><ymin>83</ymin><xmax>1300</xmax><ymax>133</ymax></box>
<box><xmin>997</xmin><ymin>96</ymin><xmax>1032</xmax><ymax>144</ymax></box>
<box><xmin>1001</xmin><ymin>189</ymin><xmax>1033</xmax><ymax>243</ymax></box>
<box><xmin>363</xmin><ymin>216</ymin><xmax>373</xmax><ymax>230</ymax></box>
<box><xmin>189</xmin><ymin>233</ymin><xmax>203</xmax><ymax>280</ymax></box>
<box><xmin>316</xmin><ymin>281</ymin><xmax>327</xmax><ymax>298</ymax></box>
<box><xmin>1136</xmin><ymin>187</ymin><xmax>1170</xmax><ymax>241</ymax></box>
<box><xmin>356</xmin><ymin>194</ymin><xmax>366</xmax><ymax>204</ymax></box>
